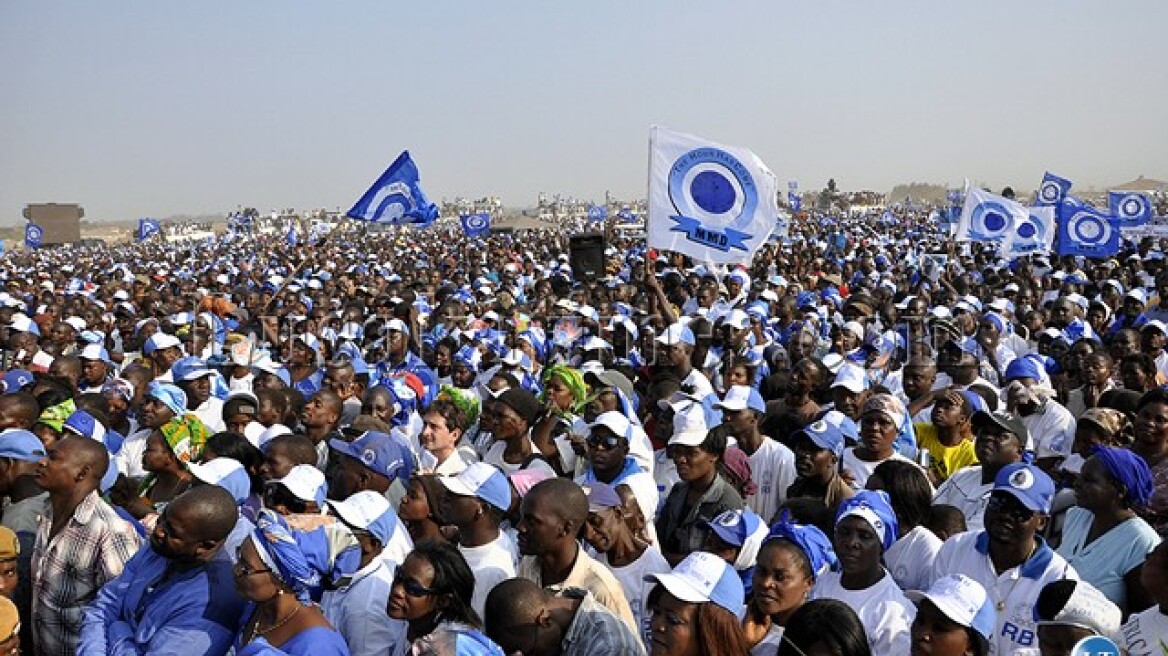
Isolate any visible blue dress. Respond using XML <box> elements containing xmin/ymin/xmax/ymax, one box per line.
<box><xmin>236</xmin><ymin>626</ymin><xmax>351</xmax><ymax>656</ymax></box>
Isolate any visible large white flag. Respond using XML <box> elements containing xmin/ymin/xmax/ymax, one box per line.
<box><xmin>955</xmin><ymin>186</ymin><xmax>1054</xmax><ymax>257</ymax></box>
<box><xmin>647</xmin><ymin>126</ymin><xmax>778</xmax><ymax>264</ymax></box>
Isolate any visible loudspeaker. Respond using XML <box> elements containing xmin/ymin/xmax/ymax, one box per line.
<box><xmin>569</xmin><ymin>233</ymin><xmax>606</xmax><ymax>282</ymax></box>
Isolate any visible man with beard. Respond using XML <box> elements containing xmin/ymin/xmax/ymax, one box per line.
<box><xmin>78</xmin><ymin>486</ymin><xmax>246</xmax><ymax>655</ymax></box>
<box><xmin>929</xmin><ymin>463</ymin><xmax>1076</xmax><ymax>656</ymax></box>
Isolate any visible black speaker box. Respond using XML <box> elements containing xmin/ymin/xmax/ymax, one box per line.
<box><xmin>569</xmin><ymin>232</ymin><xmax>606</xmax><ymax>282</ymax></box>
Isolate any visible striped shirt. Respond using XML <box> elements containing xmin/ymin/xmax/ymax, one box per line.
<box><xmin>558</xmin><ymin>588</ymin><xmax>647</xmax><ymax>656</ymax></box>
<box><xmin>32</xmin><ymin>490</ymin><xmax>141</xmax><ymax>656</ymax></box>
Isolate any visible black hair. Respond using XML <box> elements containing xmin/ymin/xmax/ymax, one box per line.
<box><xmin>777</xmin><ymin>599</ymin><xmax>871</xmax><ymax>656</ymax></box>
<box><xmin>410</xmin><ymin>539</ymin><xmax>481</xmax><ymax>629</ymax></box>
<box><xmin>1137</xmin><ymin>387</ymin><xmax>1168</xmax><ymax>412</ymax></box>
<box><xmin>758</xmin><ymin>537</ymin><xmax>814</xmax><ymax>582</ymax></box>
<box><xmin>204</xmin><ymin>431</ymin><xmax>264</xmax><ymax>495</ymax></box>
<box><xmin>1034</xmin><ymin>579</ymin><xmax>1078</xmax><ymax>622</ymax></box>
<box><xmin>870</xmin><ymin>460</ymin><xmax>932</xmax><ymax>531</ymax></box>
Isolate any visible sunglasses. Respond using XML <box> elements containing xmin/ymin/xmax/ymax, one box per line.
<box><xmin>986</xmin><ymin>494</ymin><xmax>1034</xmax><ymax>522</ymax></box>
<box><xmin>586</xmin><ymin>434</ymin><xmax>623</xmax><ymax>450</ymax></box>
<box><xmin>393</xmin><ymin>571</ymin><xmax>437</xmax><ymax>597</ymax></box>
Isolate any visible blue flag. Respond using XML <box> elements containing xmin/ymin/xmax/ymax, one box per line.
<box><xmin>1036</xmin><ymin>172</ymin><xmax>1072</xmax><ymax>207</ymax></box>
<box><xmin>1109</xmin><ymin>191</ymin><xmax>1152</xmax><ymax>225</ymax></box>
<box><xmin>136</xmin><ymin>218</ymin><xmax>160</xmax><ymax>242</ymax></box>
<box><xmin>587</xmin><ymin>205</ymin><xmax>607</xmax><ymax>221</ymax></box>
<box><xmin>459</xmin><ymin>213</ymin><xmax>491</xmax><ymax>237</ymax></box>
<box><xmin>346</xmin><ymin>151</ymin><xmax>439</xmax><ymax>226</ymax></box>
<box><xmin>617</xmin><ymin>207</ymin><xmax>636</xmax><ymax>223</ymax></box>
<box><xmin>286</xmin><ymin>225</ymin><xmax>299</xmax><ymax>246</ymax></box>
<box><xmin>791</xmin><ymin>196</ymin><xmax>802</xmax><ymax>212</ymax></box>
<box><xmin>24</xmin><ymin>224</ymin><xmax>43</xmax><ymax>249</ymax></box>
<box><xmin>1057</xmin><ymin>201</ymin><xmax>1120</xmax><ymax>258</ymax></box>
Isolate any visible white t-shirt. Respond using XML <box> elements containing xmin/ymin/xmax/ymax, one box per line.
<box><xmin>928</xmin><ymin>531</ymin><xmax>1078</xmax><ymax>656</ymax></box>
<box><xmin>115</xmin><ymin>427</ymin><xmax>152</xmax><ymax>479</ymax></box>
<box><xmin>841</xmin><ymin>448</ymin><xmax>917</xmax><ymax>490</ymax></box>
<box><xmin>459</xmin><ymin>531</ymin><xmax>518</xmax><ymax>619</ymax></box>
<box><xmin>1119</xmin><ymin>605</ymin><xmax>1168</xmax><ymax>656</ymax></box>
<box><xmin>192</xmin><ymin>397</ymin><xmax>226</xmax><ymax>434</ymax></box>
<box><xmin>884</xmin><ymin>525</ymin><xmax>942</xmax><ymax>592</ymax></box>
<box><xmin>810</xmin><ymin>569</ymin><xmax>915</xmax><ymax>656</ymax></box>
<box><xmin>601</xmin><ymin>543</ymin><xmax>671</xmax><ymax>648</ymax></box>
<box><xmin>483</xmin><ymin>439</ymin><xmax>557</xmax><ymax>477</ymax></box>
<box><xmin>744</xmin><ymin>437</ymin><xmax>797</xmax><ymax>524</ymax></box>
<box><xmin>1021</xmin><ymin>401</ymin><xmax>1077</xmax><ymax>460</ymax></box>
<box><xmin>932</xmin><ymin>465</ymin><xmax>992</xmax><ymax>533</ymax></box>
<box><xmin>749</xmin><ymin>623</ymin><xmax>785</xmax><ymax>656</ymax></box>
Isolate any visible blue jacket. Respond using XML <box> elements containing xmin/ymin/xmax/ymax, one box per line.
<box><xmin>78</xmin><ymin>544</ymin><xmax>247</xmax><ymax>656</ymax></box>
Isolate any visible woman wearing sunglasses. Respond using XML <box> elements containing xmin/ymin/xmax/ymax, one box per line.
<box><xmin>387</xmin><ymin>539</ymin><xmax>483</xmax><ymax>648</ymax></box>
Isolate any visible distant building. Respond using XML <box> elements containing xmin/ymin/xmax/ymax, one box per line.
<box><xmin>23</xmin><ymin>203</ymin><xmax>83</xmax><ymax>246</ymax></box>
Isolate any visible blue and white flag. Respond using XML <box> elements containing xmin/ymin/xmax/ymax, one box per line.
<box><xmin>24</xmin><ymin>224</ymin><xmax>43</xmax><ymax>249</ymax></box>
<box><xmin>1002</xmin><ymin>206</ymin><xmax>1055</xmax><ymax>258</ymax></box>
<box><xmin>617</xmin><ymin>207</ymin><xmax>637</xmax><ymax>223</ymax></box>
<box><xmin>1057</xmin><ymin>202</ymin><xmax>1120</xmax><ymax>258</ymax></box>
<box><xmin>1109</xmin><ymin>191</ymin><xmax>1152</xmax><ymax>225</ymax></box>
<box><xmin>790</xmin><ymin>195</ymin><xmax>802</xmax><ymax>212</ymax></box>
<box><xmin>1036</xmin><ymin>172</ymin><xmax>1072</xmax><ymax>207</ymax></box>
<box><xmin>647</xmin><ymin>125</ymin><xmax>778</xmax><ymax>265</ymax></box>
<box><xmin>788</xmin><ymin>180</ymin><xmax>798</xmax><ymax>191</ymax></box>
<box><xmin>136</xmin><ymin>218</ymin><xmax>161</xmax><ymax>242</ymax></box>
<box><xmin>286</xmin><ymin>225</ymin><xmax>299</xmax><ymax>246</ymax></box>
<box><xmin>459</xmin><ymin>213</ymin><xmax>491</xmax><ymax>237</ymax></box>
<box><xmin>955</xmin><ymin>187</ymin><xmax>1030</xmax><ymax>245</ymax></box>
<box><xmin>587</xmin><ymin>205</ymin><xmax>607</xmax><ymax>221</ymax></box>
<box><xmin>346</xmin><ymin>150</ymin><xmax>440</xmax><ymax>226</ymax></box>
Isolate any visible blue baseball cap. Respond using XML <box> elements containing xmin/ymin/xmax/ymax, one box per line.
<box><xmin>1004</xmin><ymin>356</ymin><xmax>1043</xmax><ymax>383</ymax></box>
<box><xmin>0</xmin><ymin>429</ymin><xmax>46</xmax><ymax>462</ymax></box>
<box><xmin>645</xmin><ymin>551</ymin><xmax>745</xmax><ymax>620</ymax></box>
<box><xmin>993</xmin><ymin>463</ymin><xmax>1055</xmax><ymax>514</ymax></box>
<box><xmin>796</xmin><ymin>418</ymin><xmax>844</xmax><ymax>457</ymax></box>
<box><xmin>63</xmin><ymin>410</ymin><xmax>108</xmax><ymax>444</ymax></box>
<box><xmin>329</xmin><ymin>431</ymin><xmax>411</xmax><ymax>482</ymax></box>
<box><xmin>655</xmin><ymin>323</ymin><xmax>696</xmax><ymax>347</ymax></box>
<box><xmin>187</xmin><ymin>457</ymin><xmax>251</xmax><ymax>505</ymax></box>
<box><xmin>171</xmin><ymin>356</ymin><xmax>215</xmax><ymax>382</ymax></box>
<box><xmin>437</xmin><ymin>462</ymin><xmax>511</xmax><ymax>512</ymax></box>
<box><xmin>2</xmin><ymin>370</ymin><xmax>33</xmax><ymax>394</ymax></box>
<box><xmin>702</xmin><ymin>508</ymin><xmax>765</xmax><ymax>548</ymax></box>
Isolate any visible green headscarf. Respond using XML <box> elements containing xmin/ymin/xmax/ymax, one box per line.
<box><xmin>540</xmin><ymin>364</ymin><xmax>588</xmax><ymax>416</ymax></box>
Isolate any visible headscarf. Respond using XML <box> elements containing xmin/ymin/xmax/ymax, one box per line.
<box><xmin>540</xmin><ymin>364</ymin><xmax>587</xmax><ymax>415</ymax></box>
<box><xmin>764</xmin><ymin>512</ymin><xmax>838</xmax><ymax>581</ymax></box>
<box><xmin>1078</xmin><ymin>408</ymin><xmax>1132</xmax><ymax>445</ymax></box>
<box><xmin>1092</xmin><ymin>446</ymin><xmax>1154</xmax><ymax>508</ymax></box>
<box><xmin>148</xmin><ymin>381</ymin><xmax>188</xmax><ymax>417</ymax></box>
<box><xmin>721</xmin><ymin>446</ymin><xmax>757</xmax><ymax>497</ymax></box>
<box><xmin>158</xmin><ymin>414</ymin><xmax>210</xmax><ymax>464</ymax></box>
<box><xmin>250</xmin><ymin>509</ymin><xmax>360</xmax><ymax>604</ymax></box>
<box><xmin>101</xmin><ymin>377</ymin><xmax>135</xmax><ymax>403</ymax></box>
<box><xmin>835</xmin><ymin>490</ymin><xmax>899</xmax><ymax>552</ymax></box>
<box><xmin>36</xmin><ymin>399</ymin><xmax>76</xmax><ymax>433</ymax></box>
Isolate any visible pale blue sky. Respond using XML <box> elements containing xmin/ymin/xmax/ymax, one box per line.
<box><xmin>2</xmin><ymin>1</ymin><xmax>1165</xmax><ymax>223</ymax></box>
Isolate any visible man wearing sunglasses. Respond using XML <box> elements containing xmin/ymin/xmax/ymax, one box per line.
<box><xmin>928</xmin><ymin>459</ymin><xmax>1078</xmax><ymax>656</ymax></box>
<box><xmin>576</xmin><ymin>412</ymin><xmax>658</xmax><ymax>535</ymax></box>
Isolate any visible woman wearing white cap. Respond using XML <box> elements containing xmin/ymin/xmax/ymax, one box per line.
<box><xmin>906</xmin><ymin>574</ymin><xmax>994</xmax><ymax>656</ymax></box>
<box><xmin>644</xmin><ymin>551</ymin><xmax>750</xmax><ymax>656</ymax></box>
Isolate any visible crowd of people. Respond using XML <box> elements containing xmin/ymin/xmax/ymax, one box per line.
<box><xmin>0</xmin><ymin>205</ymin><xmax>1163</xmax><ymax>656</ymax></box>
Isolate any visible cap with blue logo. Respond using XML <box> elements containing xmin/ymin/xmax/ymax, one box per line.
<box><xmin>702</xmin><ymin>508</ymin><xmax>765</xmax><ymax>548</ymax></box>
<box><xmin>2</xmin><ymin>370</ymin><xmax>34</xmax><ymax>394</ymax></box>
<box><xmin>188</xmin><ymin>457</ymin><xmax>251</xmax><ymax>505</ymax></box>
<box><xmin>795</xmin><ymin>419</ymin><xmax>845</xmax><ymax>457</ymax></box>
<box><xmin>645</xmin><ymin>551</ymin><xmax>745</xmax><ymax>620</ymax></box>
<box><xmin>329</xmin><ymin>431</ymin><xmax>411</xmax><ymax>482</ymax></box>
<box><xmin>993</xmin><ymin>463</ymin><xmax>1055</xmax><ymax>514</ymax></box>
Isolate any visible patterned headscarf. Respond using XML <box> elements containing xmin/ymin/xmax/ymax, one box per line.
<box><xmin>159</xmin><ymin>414</ymin><xmax>210</xmax><ymax>464</ymax></box>
<box><xmin>437</xmin><ymin>385</ymin><xmax>481</xmax><ymax>427</ymax></box>
<box><xmin>148</xmin><ymin>381</ymin><xmax>188</xmax><ymax>417</ymax></box>
<box><xmin>250</xmin><ymin>509</ymin><xmax>360</xmax><ymax>604</ymax></box>
<box><xmin>36</xmin><ymin>399</ymin><xmax>76</xmax><ymax>433</ymax></box>
<box><xmin>540</xmin><ymin>364</ymin><xmax>588</xmax><ymax>415</ymax></box>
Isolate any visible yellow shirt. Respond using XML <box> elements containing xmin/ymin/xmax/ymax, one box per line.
<box><xmin>914</xmin><ymin>422</ymin><xmax>979</xmax><ymax>483</ymax></box>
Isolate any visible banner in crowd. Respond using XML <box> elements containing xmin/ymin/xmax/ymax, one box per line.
<box><xmin>955</xmin><ymin>187</ymin><xmax>1052</xmax><ymax>256</ymax></box>
<box><xmin>1036</xmin><ymin>171</ymin><xmax>1072</xmax><ymax>207</ymax></box>
<box><xmin>647</xmin><ymin>125</ymin><xmax>778</xmax><ymax>264</ymax></box>
<box><xmin>460</xmin><ymin>213</ymin><xmax>491</xmax><ymax>237</ymax></box>
<box><xmin>346</xmin><ymin>151</ymin><xmax>440</xmax><ymax>226</ymax></box>
<box><xmin>24</xmin><ymin>224</ymin><xmax>42</xmax><ymax>249</ymax></box>
<box><xmin>1120</xmin><ymin>216</ymin><xmax>1168</xmax><ymax>240</ymax></box>
<box><xmin>1057</xmin><ymin>202</ymin><xmax>1120</xmax><ymax>257</ymax></box>
<box><xmin>136</xmin><ymin>218</ymin><xmax>160</xmax><ymax>242</ymax></box>
<box><xmin>1109</xmin><ymin>191</ymin><xmax>1152</xmax><ymax>225</ymax></box>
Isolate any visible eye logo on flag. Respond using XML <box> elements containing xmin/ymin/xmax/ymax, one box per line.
<box><xmin>968</xmin><ymin>201</ymin><xmax>1014</xmax><ymax>240</ymax></box>
<box><xmin>1057</xmin><ymin>202</ymin><xmax>1120</xmax><ymax>258</ymax></box>
<box><xmin>1003</xmin><ymin>207</ymin><xmax>1054</xmax><ymax>257</ymax></box>
<box><xmin>1109</xmin><ymin>191</ymin><xmax>1152</xmax><ymax>225</ymax></box>
<box><xmin>1036</xmin><ymin>172</ymin><xmax>1072</xmax><ymax>208</ymax></box>
<box><xmin>648</xmin><ymin>126</ymin><xmax>777</xmax><ymax>264</ymax></box>
<box><xmin>459</xmin><ymin>213</ymin><xmax>490</xmax><ymax>237</ymax></box>
<box><xmin>24</xmin><ymin>224</ymin><xmax>43</xmax><ymax>249</ymax></box>
<box><xmin>956</xmin><ymin>187</ymin><xmax>1031</xmax><ymax>248</ymax></box>
<box><xmin>346</xmin><ymin>150</ymin><xmax>440</xmax><ymax>227</ymax></box>
<box><xmin>587</xmin><ymin>205</ymin><xmax>607</xmax><ymax>221</ymax></box>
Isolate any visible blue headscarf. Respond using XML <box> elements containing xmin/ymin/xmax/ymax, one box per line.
<box><xmin>1092</xmin><ymin>447</ymin><xmax>1154</xmax><ymax>508</ymax></box>
<box><xmin>250</xmin><ymin>509</ymin><xmax>361</xmax><ymax>604</ymax></box>
<box><xmin>764</xmin><ymin>512</ymin><xmax>838</xmax><ymax>581</ymax></box>
<box><xmin>147</xmin><ymin>381</ymin><xmax>187</xmax><ymax>417</ymax></box>
<box><xmin>835</xmin><ymin>490</ymin><xmax>900</xmax><ymax>552</ymax></box>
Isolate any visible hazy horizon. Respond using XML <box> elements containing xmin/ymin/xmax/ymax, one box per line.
<box><xmin>3</xmin><ymin>2</ymin><xmax>1166</xmax><ymax>224</ymax></box>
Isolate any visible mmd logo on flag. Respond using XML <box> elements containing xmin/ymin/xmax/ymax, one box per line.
<box><xmin>1036</xmin><ymin>172</ymin><xmax>1072</xmax><ymax>207</ymax></box>
<box><xmin>460</xmin><ymin>213</ymin><xmax>490</xmax><ymax>237</ymax></box>
<box><xmin>24</xmin><ymin>224</ymin><xmax>43</xmax><ymax>249</ymax></box>
<box><xmin>647</xmin><ymin>126</ymin><xmax>777</xmax><ymax>264</ymax></box>
<box><xmin>587</xmin><ymin>205</ymin><xmax>607</xmax><ymax>221</ymax></box>
<box><xmin>1109</xmin><ymin>191</ymin><xmax>1152</xmax><ymax>225</ymax></box>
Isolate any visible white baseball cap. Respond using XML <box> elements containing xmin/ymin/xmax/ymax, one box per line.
<box><xmin>906</xmin><ymin>574</ymin><xmax>995</xmax><ymax>650</ymax></box>
<box><xmin>328</xmin><ymin>490</ymin><xmax>398</xmax><ymax>545</ymax></box>
<box><xmin>713</xmin><ymin>386</ymin><xmax>765</xmax><ymax>414</ymax></box>
<box><xmin>645</xmin><ymin>552</ymin><xmax>745</xmax><ymax>620</ymax></box>
<box><xmin>668</xmin><ymin>404</ymin><xmax>709</xmax><ymax>447</ymax></box>
<box><xmin>188</xmin><ymin>458</ymin><xmax>251</xmax><ymax>505</ymax></box>
<box><xmin>437</xmin><ymin>462</ymin><xmax>511</xmax><ymax>511</ymax></box>
<box><xmin>269</xmin><ymin>464</ymin><xmax>327</xmax><ymax>506</ymax></box>
<box><xmin>832</xmin><ymin>364</ymin><xmax>869</xmax><ymax>393</ymax></box>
